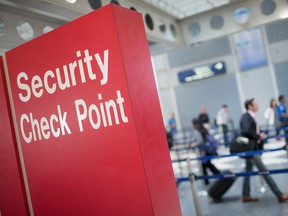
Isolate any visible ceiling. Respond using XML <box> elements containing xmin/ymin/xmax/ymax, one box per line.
<box><xmin>140</xmin><ymin>0</ymin><xmax>239</xmax><ymax>19</ymax></box>
<box><xmin>50</xmin><ymin>0</ymin><xmax>243</xmax><ymax>20</ymax></box>
<box><xmin>1</xmin><ymin>0</ymin><xmax>279</xmax><ymax>56</ymax></box>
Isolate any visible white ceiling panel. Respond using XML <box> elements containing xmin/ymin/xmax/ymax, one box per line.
<box><xmin>141</xmin><ymin>0</ymin><xmax>240</xmax><ymax>19</ymax></box>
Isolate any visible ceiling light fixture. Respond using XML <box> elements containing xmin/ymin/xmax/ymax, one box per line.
<box><xmin>280</xmin><ymin>12</ymin><xmax>288</xmax><ymax>19</ymax></box>
<box><xmin>65</xmin><ymin>0</ymin><xmax>77</xmax><ymax>4</ymax></box>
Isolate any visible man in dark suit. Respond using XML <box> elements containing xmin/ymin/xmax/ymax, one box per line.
<box><xmin>240</xmin><ymin>98</ymin><xmax>288</xmax><ymax>203</ymax></box>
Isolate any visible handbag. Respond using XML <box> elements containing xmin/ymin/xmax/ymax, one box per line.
<box><xmin>204</xmin><ymin>134</ymin><xmax>218</xmax><ymax>156</ymax></box>
<box><xmin>229</xmin><ymin>136</ymin><xmax>254</xmax><ymax>154</ymax></box>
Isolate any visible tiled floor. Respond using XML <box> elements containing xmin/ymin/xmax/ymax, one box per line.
<box><xmin>171</xmin><ymin>140</ymin><xmax>288</xmax><ymax>216</ymax></box>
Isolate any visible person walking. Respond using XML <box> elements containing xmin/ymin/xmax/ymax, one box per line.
<box><xmin>240</xmin><ymin>98</ymin><xmax>288</xmax><ymax>203</ymax></box>
<box><xmin>192</xmin><ymin>118</ymin><xmax>220</xmax><ymax>185</ymax></box>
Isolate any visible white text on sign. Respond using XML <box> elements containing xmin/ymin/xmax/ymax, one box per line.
<box><xmin>15</xmin><ymin>49</ymin><xmax>130</xmax><ymax>144</ymax></box>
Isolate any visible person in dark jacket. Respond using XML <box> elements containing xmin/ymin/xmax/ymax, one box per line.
<box><xmin>240</xmin><ymin>98</ymin><xmax>288</xmax><ymax>203</ymax></box>
<box><xmin>192</xmin><ymin>118</ymin><xmax>220</xmax><ymax>185</ymax></box>
<box><xmin>198</xmin><ymin>106</ymin><xmax>210</xmax><ymax>129</ymax></box>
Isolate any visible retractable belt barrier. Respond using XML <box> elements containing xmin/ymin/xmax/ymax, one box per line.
<box><xmin>171</xmin><ymin>132</ymin><xmax>288</xmax><ymax>152</ymax></box>
<box><xmin>176</xmin><ymin>168</ymin><xmax>288</xmax><ymax>183</ymax></box>
<box><xmin>172</xmin><ymin>146</ymin><xmax>288</xmax><ymax>163</ymax></box>
<box><xmin>173</xmin><ymin>138</ymin><xmax>191</xmax><ymax>144</ymax></box>
<box><xmin>174</xmin><ymin>139</ymin><xmax>288</xmax><ymax>216</ymax></box>
<box><xmin>265</xmin><ymin>134</ymin><xmax>288</xmax><ymax>140</ymax></box>
<box><xmin>261</xmin><ymin>126</ymin><xmax>288</xmax><ymax>134</ymax></box>
<box><xmin>222</xmin><ymin>133</ymin><xmax>288</xmax><ymax>147</ymax></box>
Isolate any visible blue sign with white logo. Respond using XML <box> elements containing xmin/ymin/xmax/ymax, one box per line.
<box><xmin>178</xmin><ymin>61</ymin><xmax>226</xmax><ymax>83</ymax></box>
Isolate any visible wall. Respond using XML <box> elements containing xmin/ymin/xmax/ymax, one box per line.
<box><xmin>154</xmin><ymin>17</ymin><xmax>288</xmax><ymax>130</ymax></box>
<box><xmin>266</xmin><ymin>19</ymin><xmax>288</xmax><ymax>99</ymax></box>
<box><xmin>175</xmin><ymin>74</ymin><xmax>242</xmax><ymax>129</ymax></box>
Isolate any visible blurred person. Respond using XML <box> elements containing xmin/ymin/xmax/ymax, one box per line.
<box><xmin>264</xmin><ymin>98</ymin><xmax>281</xmax><ymax>139</ymax></box>
<box><xmin>216</xmin><ymin>104</ymin><xmax>230</xmax><ymax>146</ymax></box>
<box><xmin>167</xmin><ymin>112</ymin><xmax>177</xmax><ymax>136</ymax></box>
<box><xmin>277</xmin><ymin>95</ymin><xmax>288</xmax><ymax>143</ymax></box>
<box><xmin>191</xmin><ymin>118</ymin><xmax>220</xmax><ymax>185</ymax></box>
<box><xmin>166</xmin><ymin>130</ymin><xmax>174</xmax><ymax>150</ymax></box>
<box><xmin>198</xmin><ymin>106</ymin><xmax>210</xmax><ymax>129</ymax></box>
<box><xmin>240</xmin><ymin>98</ymin><xmax>288</xmax><ymax>203</ymax></box>
<box><xmin>264</xmin><ymin>99</ymin><xmax>277</xmax><ymax>127</ymax></box>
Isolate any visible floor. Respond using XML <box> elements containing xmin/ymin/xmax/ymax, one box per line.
<box><xmin>171</xmin><ymin>139</ymin><xmax>288</xmax><ymax>216</ymax></box>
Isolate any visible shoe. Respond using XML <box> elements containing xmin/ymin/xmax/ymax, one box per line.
<box><xmin>241</xmin><ymin>196</ymin><xmax>259</xmax><ymax>202</ymax></box>
<box><xmin>278</xmin><ymin>194</ymin><xmax>288</xmax><ymax>203</ymax></box>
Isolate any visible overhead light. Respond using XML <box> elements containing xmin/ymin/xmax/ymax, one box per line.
<box><xmin>280</xmin><ymin>11</ymin><xmax>288</xmax><ymax>19</ymax></box>
<box><xmin>212</xmin><ymin>0</ymin><xmax>229</xmax><ymax>7</ymax></box>
<box><xmin>65</xmin><ymin>0</ymin><xmax>77</xmax><ymax>4</ymax></box>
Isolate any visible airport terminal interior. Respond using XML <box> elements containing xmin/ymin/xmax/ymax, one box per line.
<box><xmin>1</xmin><ymin>0</ymin><xmax>288</xmax><ymax>215</ymax></box>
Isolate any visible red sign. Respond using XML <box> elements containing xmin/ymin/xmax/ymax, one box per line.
<box><xmin>4</xmin><ymin>4</ymin><xmax>181</xmax><ymax>216</ymax></box>
<box><xmin>0</xmin><ymin>56</ymin><xmax>29</xmax><ymax>215</ymax></box>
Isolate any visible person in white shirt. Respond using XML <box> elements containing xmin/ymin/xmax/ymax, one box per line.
<box><xmin>216</xmin><ymin>104</ymin><xmax>229</xmax><ymax>146</ymax></box>
<box><xmin>264</xmin><ymin>99</ymin><xmax>277</xmax><ymax>127</ymax></box>
<box><xmin>264</xmin><ymin>98</ymin><xmax>282</xmax><ymax>139</ymax></box>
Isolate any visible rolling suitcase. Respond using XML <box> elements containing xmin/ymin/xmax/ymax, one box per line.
<box><xmin>208</xmin><ymin>171</ymin><xmax>235</xmax><ymax>202</ymax></box>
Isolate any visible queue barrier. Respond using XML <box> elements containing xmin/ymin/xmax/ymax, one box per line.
<box><xmin>261</xmin><ymin>126</ymin><xmax>288</xmax><ymax>134</ymax></box>
<box><xmin>221</xmin><ymin>133</ymin><xmax>288</xmax><ymax>146</ymax></box>
<box><xmin>176</xmin><ymin>168</ymin><xmax>288</xmax><ymax>183</ymax></box>
<box><xmin>174</xmin><ymin>144</ymin><xmax>288</xmax><ymax>216</ymax></box>
<box><xmin>171</xmin><ymin>126</ymin><xmax>288</xmax><ymax>146</ymax></box>
<box><xmin>170</xmin><ymin>133</ymin><xmax>288</xmax><ymax>153</ymax></box>
<box><xmin>173</xmin><ymin>126</ymin><xmax>288</xmax><ymax>141</ymax></box>
<box><xmin>172</xmin><ymin>146</ymin><xmax>288</xmax><ymax>163</ymax></box>
<box><xmin>265</xmin><ymin>134</ymin><xmax>288</xmax><ymax>140</ymax></box>
<box><xmin>218</xmin><ymin>126</ymin><xmax>288</xmax><ymax>146</ymax></box>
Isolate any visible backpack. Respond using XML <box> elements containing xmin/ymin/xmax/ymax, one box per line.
<box><xmin>204</xmin><ymin>134</ymin><xmax>218</xmax><ymax>155</ymax></box>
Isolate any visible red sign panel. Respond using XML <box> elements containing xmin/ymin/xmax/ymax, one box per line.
<box><xmin>0</xmin><ymin>56</ymin><xmax>29</xmax><ymax>215</ymax></box>
<box><xmin>4</xmin><ymin>4</ymin><xmax>181</xmax><ymax>216</ymax></box>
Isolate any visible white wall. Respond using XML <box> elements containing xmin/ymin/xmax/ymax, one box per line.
<box><xmin>153</xmin><ymin>52</ymin><xmax>241</xmax><ymax>129</ymax></box>
<box><xmin>239</xmin><ymin>67</ymin><xmax>276</xmax><ymax>125</ymax></box>
<box><xmin>154</xmin><ymin>19</ymin><xmax>288</xmax><ymax>129</ymax></box>
<box><xmin>269</xmin><ymin>39</ymin><xmax>288</xmax><ymax>63</ymax></box>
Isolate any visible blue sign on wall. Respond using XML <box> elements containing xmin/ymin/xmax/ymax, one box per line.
<box><xmin>178</xmin><ymin>61</ymin><xmax>226</xmax><ymax>83</ymax></box>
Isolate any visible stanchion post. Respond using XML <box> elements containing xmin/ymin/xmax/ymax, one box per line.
<box><xmin>176</xmin><ymin>149</ymin><xmax>184</xmax><ymax>177</ymax></box>
<box><xmin>186</xmin><ymin>159</ymin><xmax>202</xmax><ymax>216</ymax></box>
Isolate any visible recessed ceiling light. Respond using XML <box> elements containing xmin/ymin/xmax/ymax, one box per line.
<box><xmin>280</xmin><ymin>12</ymin><xmax>288</xmax><ymax>19</ymax></box>
<box><xmin>212</xmin><ymin>0</ymin><xmax>229</xmax><ymax>7</ymax></box>
<box><xmin>65</xmin><ymin>0</ymin><xmax>77</xmax><ymax>4</ymax></box>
